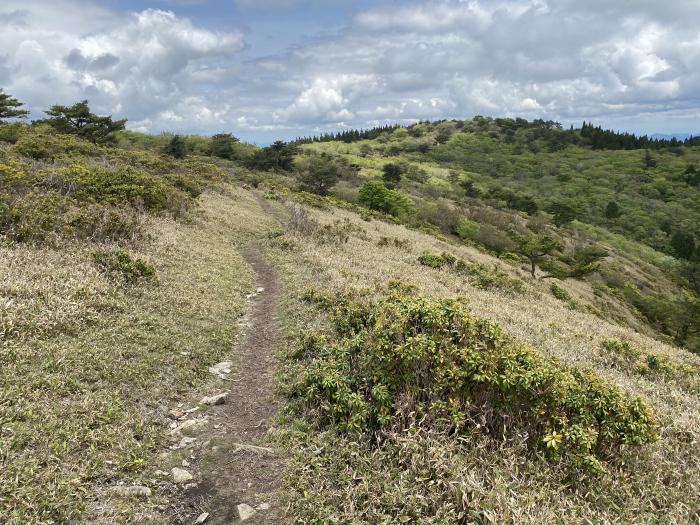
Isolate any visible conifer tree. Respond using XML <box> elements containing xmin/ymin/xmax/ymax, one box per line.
<box><xmin>0</xmin><ymin>89</ymin><xmax>29</xmax><ymax>121</ymax></box>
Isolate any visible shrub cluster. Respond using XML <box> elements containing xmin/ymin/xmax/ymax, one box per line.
<box><xmin>417</xmin><ymin>251</ymin><xmax>526</xmax><ymax>294</ymax></box>
<box><xmin>92</xmin><ymin>249</ymin><xmax>157</xmax><ymax>285</ymax></box>
<box><xmin>0</xmin><ymin>126</ymin><xmax>222</xmax><ymax>244</ymax></box>
<box><xmin>599</xmin><ymin>338</ymin><xmax>698</xmax><ymax>389</ymax></box>
<box><xmin>293</xmin><ymin>286</ymin><xmax>658</xmax><ymax>474</ymax></box>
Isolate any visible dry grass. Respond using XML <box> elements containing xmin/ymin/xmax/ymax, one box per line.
<box><xmin>0</xmin><ymin>186</ymin><xmax>277</xmax><ymax>524</ymax></box>
<box><xmin>265</xmin><ymin>199</ymin><xmax>700</xmax><ymax>524</ymax></box>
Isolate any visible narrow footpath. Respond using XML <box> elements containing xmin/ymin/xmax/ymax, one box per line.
<box><xmin>172</xmin><ymin>243</ymin><xmax>286</xmax><ymax>524</ymax></box>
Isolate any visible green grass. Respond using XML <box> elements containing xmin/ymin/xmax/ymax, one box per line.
<box><xmin>0</xmin><ymin>188</ymin><xmax>277</xmax><ymax>523</ymax></box>
<box><xmin>264</xmin><ymin>198</ymin><xmax>700</xmax><ymax>524</ymax></box>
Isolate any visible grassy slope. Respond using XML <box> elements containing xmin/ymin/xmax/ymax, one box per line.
<box><xmin>261</xmin><ymin>194</ymin><xmax>700</xmax><ymax>524</ymax></box>
<box><xmin>0</xmin><ymin>186</ymin><xmax>279</xmax><ymax>523</ymax></box>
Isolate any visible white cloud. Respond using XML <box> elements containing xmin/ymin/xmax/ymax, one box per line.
<box><xmin>0</xmin><ymin>2</ymin><xmax>244</xmax><ymax>132</ymax></box>
<box><xmin>2</xmin><ymin>0</ymin><xmax>700</xmax><ymax>139</ymax></box>
<box><xmin>260</xmin><ymin>0</ymin><xmax>700</xmax><ymax>133</ymax></box>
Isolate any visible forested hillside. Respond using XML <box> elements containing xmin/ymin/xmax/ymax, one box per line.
<box><xmin>286</xmin><ymin>118</ymin><xmax>700</xmax><ymax>355</ymax></box>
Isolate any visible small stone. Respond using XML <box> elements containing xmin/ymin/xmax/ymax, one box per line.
<box><xmin>168</xmin><ymin>409</ymin><xmax>186</xmax><ymax>420</ymax></box>
<box><xmin>193</xmin><ymin>512</ymin><xmax>209</xmax><ymax>524</ymax></box>
<box><xmin>114</xmin><ymin>485</ymin><xmax>151</xmax><ymax>498</ymax></box>
<box><xmin>237</xmin><ymin>503</ymin><xmax>256</xmax><ymax>521</ymax></box>
<box><xmin>256</xmin><ymin>287</ymin><xmax>265</xmax><ymax>293</ymax></box>
<box><xmin>171</xmin><ymin>467</ymin><xmax>193</xmax><ymax>484</ymax></box>
<box><xmin>209</xmin><ymin>361</ymin><xmax>233</xmax><ymax>378</ymax></box>
<box><xmin>182</xmin><ymin>459</ymin><xmax>190</xmax><ymax>468</ymax></box>
<box><xmin>256</xmin><ymin>502</ymin><xmax>271</xmax><ymax>511</ymax></box>
<box><xmin>171</xmin><ymin>418</ymin><xmax>208</xmax><ymax>435</ymax></box>
<box><xmin>175</xmin><ymin>436</ymin><xmax>197</xmax><ymax>449</ymax></box>
<box><xmin>200</xmin><ymin>392</ymin><xmax>229</xmax><ymax>406</ymax></box>
<box><xmin>154</xmin><ymin>470</ymin><xmax>168</xmax><ymax>477</ymax></box>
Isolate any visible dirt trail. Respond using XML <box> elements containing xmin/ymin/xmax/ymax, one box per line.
<box><xmin>171</xmin><ymin>242</ymin><xmax>286</xmax><ymax>524</ymax></box>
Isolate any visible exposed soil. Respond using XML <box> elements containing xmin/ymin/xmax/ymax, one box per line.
<box><xmin>167</xmin><ymin>242</ymin><xmax>286</xmax><ymax>524</ymax></box>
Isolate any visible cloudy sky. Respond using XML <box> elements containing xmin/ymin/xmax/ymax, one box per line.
<box><xmin>2</xmin><ymin>0</ymin><xmax>700</xmax><ymax>143</ymax></box>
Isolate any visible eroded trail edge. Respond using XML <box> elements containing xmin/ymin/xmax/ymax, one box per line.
<box><xmin>171</xmin><ymin>243</ymin><xmax>285</xmax><ymax>524</ymax></box>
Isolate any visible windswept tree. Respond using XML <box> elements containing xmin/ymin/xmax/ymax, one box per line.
<box><xmin>299</xmin><ymin>155</ymin><xmax>341</xmax><ymax>196</ymax></box>
<box><xmin>248</xmin><ymin>140</ymin><xmax>298</xmax><ymax>171</ymax></box>
<box><xmin>517</xmin><ymin>233</ymin><xmax>561</xmax><ymax>278</ymax></box>
<box><xmin>0</xmin><ymin>89</ymin><xmax>29</xmax><ymax>121</ymax></box>
<box><xmin>209</xmin><ymin>133</ymin><xmax>239</xmax><ymax>160</ymax></box>
<box><xmin>559</xmin><ymin>245</ymin><xmax>609</xmax><ymax>279</ymax></box>
<box><xmin>42</xmin><ymin>100</ymin><xmax>126</xmax><ymax>143</ymax></box>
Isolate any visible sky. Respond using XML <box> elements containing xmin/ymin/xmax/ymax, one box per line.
<box><xmin>2</xmin><ymin>0</ymin><xmax>700</xmax><ymax>144</ymax></box>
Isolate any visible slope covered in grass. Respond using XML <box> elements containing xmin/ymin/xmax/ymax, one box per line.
<box><xmin>0</xmin><ymin>125</ymin><xmax>280</xmax><ymax>523</ymax></box>
<box><xmin>258</xmin><ymin>193</ymin><xmax>700</xmax><ymax>523</ymax></box>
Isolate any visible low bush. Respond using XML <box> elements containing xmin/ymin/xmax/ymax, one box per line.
<box><xmin>454</xmin><ymin>217</ymin><xmax>480</xmax><ymax>241</ymax></box>
<box><xmin>12</xmin><ymin>125</ymin><xmax>99</xmax><ymax>160</ymax></box>
<box><xmin>295</xmin><ymin>286</ymin><xmax>657</xmax><ymax>474</ymax></box>
<box><xmin>377</xmin><ymin>236</ymin><xmax>411</xmax><ymax>250</ymax></box>
<box><xmin>92</xmin><ymin>249</ymin><xmax>157</xmax><ymax>284</ymax></box>
<box><xmin>551</xmin><ymin>282</ymin><xmax>572</xmax><ymax>302</ymax></box>
<box><xmin>418</xmin><ymin>251</ymin><xmax>525</xmax><ymax>293</ymax></box>
<box><xmin>358</xmin><ymin>180</ymin><xmax>413</xmax><ymax>217</ymax></box>
<box><xmin>599</xmin><ymin>338</ymin><xmax>699</xmax><ymax>390</ymax></box>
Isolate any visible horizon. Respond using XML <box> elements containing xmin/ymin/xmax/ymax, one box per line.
<box><xmin>3</xmin><ymin>0</ymin><xmax>700</xmax><ymax>144</ymax></box>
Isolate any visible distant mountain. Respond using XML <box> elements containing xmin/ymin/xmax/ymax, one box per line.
<box><xmin>651</xmin><ymin>132</ymin><xmax>697</xmax><ymax>140</ymax></box>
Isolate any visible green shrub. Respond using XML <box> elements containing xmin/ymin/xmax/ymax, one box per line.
<box><xmin>12</xmin><ymin>125</ymin><xmax>99</xmax><ymax>160</ymax></box>
<box><xmin>0</xmin><ymin>122</ymin><xmax>25</xmax><ymax>144</ymax></box>
<box><xmin>454</xmin><ymin>218</ymin><xmax>480</xmax><ymax>241</ymax></box>
<box><xmin>550</xmin><ymin>282</ymin><xmax>572</xmax><ymax>302</ymax></box>
<box><xmin>600</xmin><ymin>338</ymin><xmax>642</xmax><ymax>361</ymax></box>
<box><xmin>92</xmin><ymin>250</ymin><xmax>156</xmax><ymax>284</ymax></box>
<box><xmin>418</xmin><ymin>252</ymin><xmax>525</xmax><ymax>294</ymax></box>
<box><xmin>358</xmin><ymin>180</ymin><xmax>413</xmax><ymax>217</ymax></box>
<box><xmin>296</xmin><ymin>287</ymin><xmax>657</xmax><ymax>474</ymax></box>
<box><xmin>417</xmin><ymin>252</ymin><xmax>448</xmax><ymax>269</ymax></box>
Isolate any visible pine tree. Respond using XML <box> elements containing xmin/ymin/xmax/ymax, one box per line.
<box><xmin>42</xmin><ymin>100</ymin><xmax>126</xmax><ymax>143</ymax></box>
<box><xmin>0</xmin><ymin>89</ymin><xmax>29</xmax><ymax>121</ymax></box>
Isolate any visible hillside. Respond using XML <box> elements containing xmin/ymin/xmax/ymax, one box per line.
<box><xmin>1</xmin><ymin>120</ymin><xmax>700</xmax><ymax>524</ymax></box>
<box><xmin>295</xmin><ymin>118</ymin><xmax>700</xmax><ymax>353</ymax></box>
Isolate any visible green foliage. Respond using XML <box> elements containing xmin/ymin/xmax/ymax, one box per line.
<box><xmin>41</xmin><ymin>100</ymin><xmax>126</xmax><ymax>144</ymax></box>
<box><xmin>299</xmin><ymin>155</ymin><xmax>341</xmax><ymax>196</ymax></box>
<box><xmin>605</xmin><ymin>200</ymin><xmax>622</xmax><ymax>219</ymax></box>
<box><xmin>454</xmin><ymin>218</ymin><xmax>480</xmax><ymax>241</ymax></box>
<box><xmin>296</xmin><ymin>287</ymin><xmax>657</xmax><ymax>473</ymax></box>
<box><xmin>550</xmin><ymin>282</ymin><xmax>572</xmax><ymax>302</ymax></box>
<box><xmin>164</xmin><ymin>134</ymin><xmax>187</xmax><ymax>159</ymax></box>
<box><xmin>248</xmin><ymin>140</ymin><xmax>298</xmax><ymax>171</ymax></box>
<box><xmin>546</xmin><ymin>201</ymin><xmax>579</xmax><ymax>226</ymax></box>
<box><xmin>670</xmin><ymin>230</ymin><xmax>696</xmax><ymax>260</ymax></box>
<box><xmin>92</xmin><ymin>249</ymin><xmax>157</xmax><ymax>284</ymax></box>
<box><xmin>0</xmin><ymin>125</ymin><xmax>219</xmax><ymax>244</ymax></box>
<box><xmin>516</xmin><ymin>233</ymin><xmax>561</xmax><ymax>278</ymax></box>
<box><xmin>12</xmin><ymin>125</ymin><xmax>99</xmax><ymax>160</ymax></box>
<box><xmin>418</xmin><ymin>251</ymin><xmax>525</xmax><ymax>293</ymax></box>
<box><xmin>358</xmin><ymin>180</ymin><xmax>413</xmax><ymax>217</ymax></box>
<box><xmin>0</xmin><ymin>89</ymin><xmax>29</xmax><ymax>121</ymax></box>
<box><xmin>208</xmin><ymin>133</ymin><xmax>239</xmax><ymax>160</ymax></box>
<box><xmin>381</xmin><ymin>162</ymin><xmax>404</xmax><ymax>189</ymax></box>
